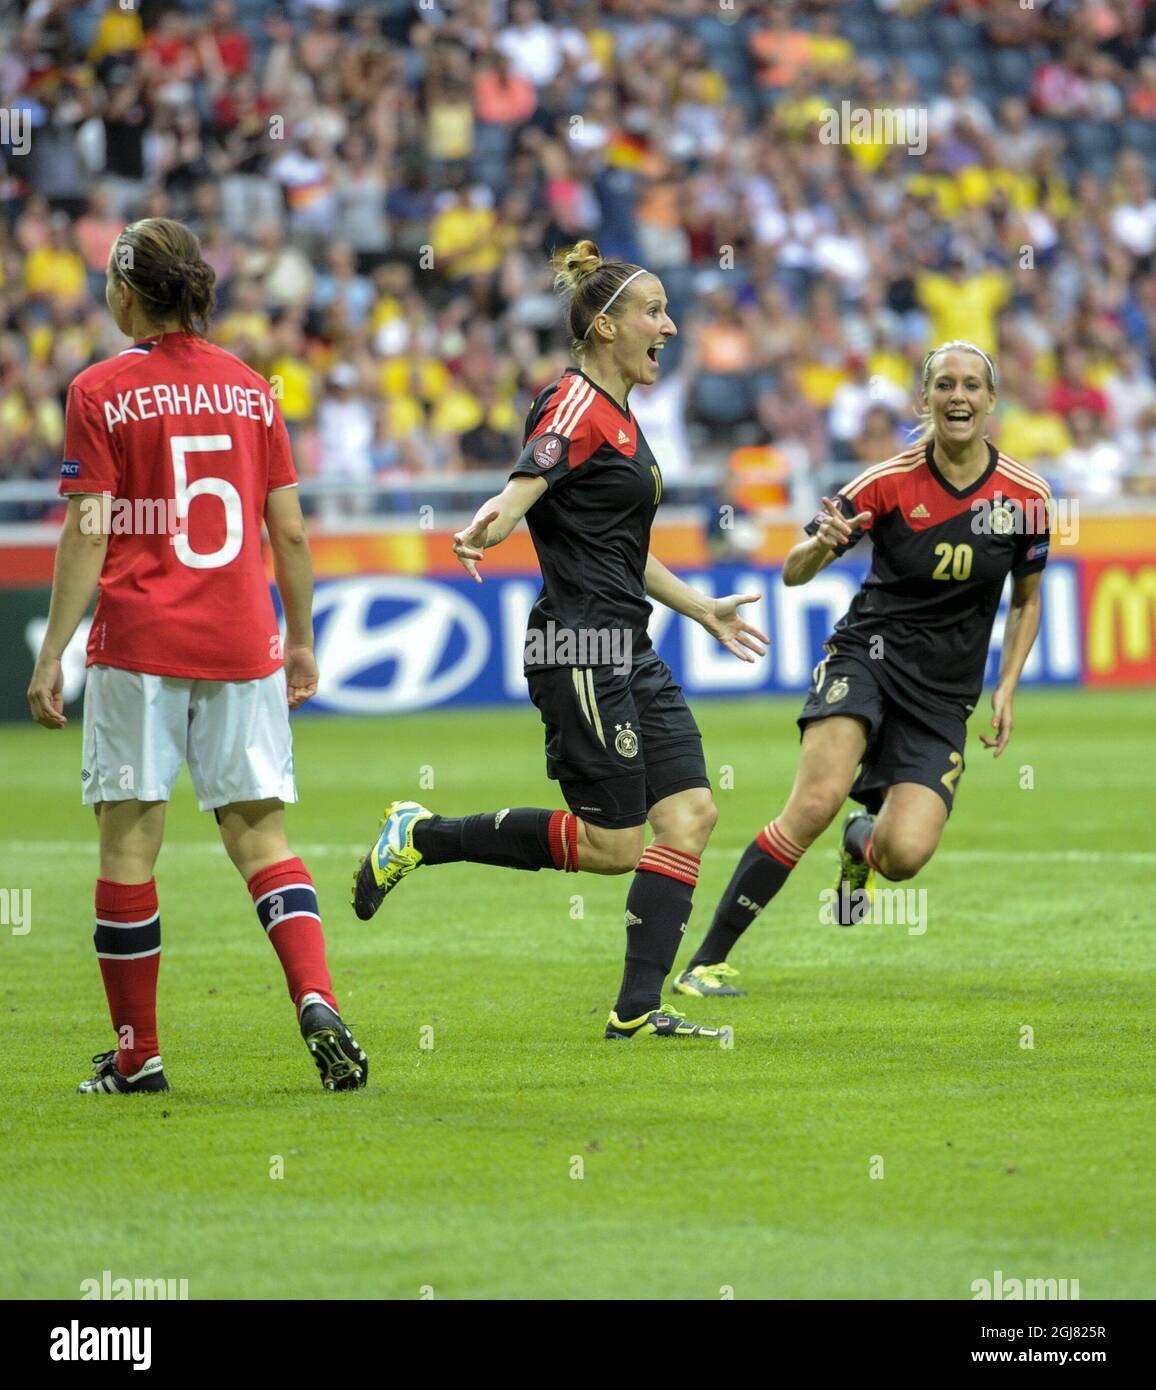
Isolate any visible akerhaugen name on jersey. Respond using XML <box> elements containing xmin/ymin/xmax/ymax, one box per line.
<box><xmin>100</xmin><ymin>380</ymin><xmax>278</xmax><ymax>431</ymax></box>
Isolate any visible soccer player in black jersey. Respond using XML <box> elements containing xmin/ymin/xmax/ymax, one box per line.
<box><xmin>676</xmin><ymin>341</ymin><xmax>1053</xmax><ymax>997</ymax></box>
<box><xmin>351</xmin><ymin>240</ymin><xmax>768</xmax><ymax>1040</ymax></box>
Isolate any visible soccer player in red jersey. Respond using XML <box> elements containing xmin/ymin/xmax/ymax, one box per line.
<box><xmin>678</xmin><ymin>342</ymin><xmax>1053</xmax><ymax>995</ymax></box>
<box><xmin>26</xmin><ymin>218</ymin><xmax>367</xmax><ymax>1093</ymax></box>
<box><xmin>352</xmin><ymin>240</ymin><xmax>768</xmax><ymax>1041</ymax></box>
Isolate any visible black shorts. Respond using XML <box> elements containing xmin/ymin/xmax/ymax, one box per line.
<box><xmin>527</xmin><ymin>654</ymin><xmax>709</xmax><ymax>829</ymax></box>
<box><xmin>797</xmin><ymin>644</ymin><xmax>966</xmax><ymax>815</ymax></box>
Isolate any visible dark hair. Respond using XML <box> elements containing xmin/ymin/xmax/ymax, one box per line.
<box><xmin>110</xmin><ymin>218</ymin><xmax>217</xmax><ymax>334</ymax></box>
<box><xmin>551</xmin><ymin>239</ymin><xmax>648</xmax><ymax>359</ymax></box>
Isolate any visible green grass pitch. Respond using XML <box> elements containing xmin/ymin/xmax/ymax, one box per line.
<box><xmin>1</xmin><ymin>687</ymin><xmax>1153</xmax><ymax>1300</ymax></box>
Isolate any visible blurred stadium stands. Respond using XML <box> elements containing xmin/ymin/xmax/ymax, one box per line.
<box><xmin>3</xmin><ymin>0</ymin><xmax>1156</xmax><ymax>534</ymax></box>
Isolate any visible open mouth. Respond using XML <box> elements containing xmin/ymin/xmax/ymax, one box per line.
<box><xmin>945</xmin><ymin>410</ymin><xmax>972</xmax><ymax>422</ymax></box>
<box><xmin>647</xmin><ymin>344</ymin><xmax>663</xmax><ymax>364</ymax></box>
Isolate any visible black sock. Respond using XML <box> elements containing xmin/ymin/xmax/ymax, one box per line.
<box><xmin>688</xmin><ymin>821</ymin><xmax>804</xmax><ymax>968</ymax></box>
<box><xmin>844</xmin><ymin>813</ymin><xmax>874</xmax><ymax>860</ymax></box>
<box><xmin>614</xmin><ymin>844</ymin><xmax>700</xmax><ymax>1020</ymax></box>
<box><xmin>413</xmin><ymin>809</ymin><xmax>575</xmax><ymax>871</ymax></box>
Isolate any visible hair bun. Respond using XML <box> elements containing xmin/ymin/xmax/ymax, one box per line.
<box><xmin>551</xmin><ymin>239</ymin><xmax>604</xmax><ymax>295</ymax></box>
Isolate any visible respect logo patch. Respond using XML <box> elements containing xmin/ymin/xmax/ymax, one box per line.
<box><xmin>60</xmin><ymin>460</ymin><xmax>81</xmax><ymax>478</ymax></box>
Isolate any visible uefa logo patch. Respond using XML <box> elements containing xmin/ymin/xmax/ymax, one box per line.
<box><xmin>825</xmin><ymin>678</ymin><xmax>849</xmax><ymax>705</ymax></box>
<box><xmin>533</xmin><ymin>434</ymin><xmax>563</xmax><ymax>469</ymax></box>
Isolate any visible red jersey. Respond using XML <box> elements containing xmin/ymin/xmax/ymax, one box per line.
<box><xmin>59</xmin><ymin>331</ymin><xmax>297</xmax><ymax>680</ymax></box>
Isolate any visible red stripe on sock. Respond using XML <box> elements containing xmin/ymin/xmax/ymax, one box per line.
<box><xmin>756</xmin><ymin>820</ymin><xmax>804</xmax><ymax>869</ymax></box>
<box><xmin>247</xmin><ymin>857</ymin><xmax>337</xmax><ymax>1013</ymax></box>
<box><xmin>768</xmin><ymin>820</ymin><xmax>805</xmax><ymax>860</ymax></box>
<box><xmin>643</xmin><ymin>849</ymin><xmax>699</xmax><ymax>877</ymax></box>
<box><xmin>95</xmin><ymin>878</ymin><xmax>159</xmax><ymax>1075</ymax></box>
<box><xmin>548</xmin><ymin>811</ymin><xmax>580</xmax><ymax>871</ymax></box>
<box><xmin>637</xmin><ymin>845</ymin><xmax>700</xmax><ymax>887</ymax></box>
<box><xmin>865</xmin><ymin>835</ymin><xmax>878</xmax><ymax>873</ymax></box>
<box><xmin>648</xmin><ymin>844</ymin><xmax>699</xmax><ymax>868</ymax></box>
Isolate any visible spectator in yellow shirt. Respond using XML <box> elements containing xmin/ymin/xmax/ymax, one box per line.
<box><xmin>807</xmin><ymin>13</ymin><xmax>854</xmax><ymax>79</ymax></box>
<box><xmin>267</xmin><ymin>315</ymin><xmax>315</xmax><ymax>428</ymax></box>
<box><xmin>917</xmin><ymin>252</ymin><xmax>1010</xmax><ymax>356</ymax></box>
<box><xmin>379</xmin><ymin>354</ymin><xmax>450</xmax><ymax>404</ymax></box>
<box><xmin>431</xmin><ymin>379</ymin><xmax>519</xmax><ymax>438</ymax></box>
<box><xmin>430</xmin><ymin>189</ymin><xmax>503</xmax><ymax>281</ymax></box>
<box><xmin>23</xmin><ymin>220</ymin><xmax>87</xmax><ymax>305</ymax></box>
<box><xmin>214</xmin><ymin>279</ymin><xmax>270</xmax><ymax>352</ymax></box>
<box><xmin>995</xmin><ymin>378</ymin><xmax>1073</xmax><ymax>467</ymax></box>
<box><xmin>459</xmin><ymin>381</ymin><xmax>521</xmax><ymax>470</ymax></box>
<box><xmin>89</xmin><ymin>0</ymin><xmax>144</xmax><ymax>62</ymax></box>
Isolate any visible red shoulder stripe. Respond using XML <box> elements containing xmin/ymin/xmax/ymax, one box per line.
<box><xmin>540</xmin><ymin>375</ymin><xmax>596</xmax><ymax>439</ymax></box>
<box><xmin>842</xmin><ymin>450</ymin><xmax>925</xmax><ymax>500</ymax></box>
<box><xmin>996</xmin><ymin>453</ymin><xmax>1052</xmax><ymax>499</ymax></box>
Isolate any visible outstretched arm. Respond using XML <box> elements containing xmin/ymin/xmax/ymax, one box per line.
<box><xmin>645</xmin><ymin>553</ymin><xmax>768</xmax><ymax>663</ymax></box>
<box><xmin>452</xmin><ymin>475</ymin><xmax>548</xmax><ymax>582</ymax></box>
<box><xmin>783</xmin><ymin>495</ymin><xmax>873</xmax><ymax>586</ymax></box>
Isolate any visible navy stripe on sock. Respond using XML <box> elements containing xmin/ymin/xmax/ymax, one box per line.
<box><xmin>94</xmin><ymin>917</ymin><xmax>160</xmax><ymax>958</ymax></box>
<box><xmin>254</xmin><ymin>885</ymin><xmax>319</xmax><ymax>932</ymax></box>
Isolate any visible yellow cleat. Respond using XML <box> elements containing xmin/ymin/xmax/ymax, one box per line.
<box><xmin>351</xmin><ymin>799</ymin><xmax>433</xmax><ymax>921</ymax></box>
<box><xmin>605</xmin><ymin>1005</ymin><xmax>732</xmax><ymax>1041</ymax></box>
<box><xmin>672</xmin><ymin>962</ymin><xmax>747</xmax><ymax>997</ymax></box>
<box><xmin>836</xmin><ymin>811</ymin><xmax>875</xmax><ymax>927</ymax></box>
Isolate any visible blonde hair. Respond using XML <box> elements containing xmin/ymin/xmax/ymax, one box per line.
<box><xmin>917</xmin><ymin>340</ymin><xmax>998</xmax><ymax>440</ymax></box>
<box><xmin>551</xmin><ymin>239</ymin><xmax>648</xmax><ymax>359</ymax></box>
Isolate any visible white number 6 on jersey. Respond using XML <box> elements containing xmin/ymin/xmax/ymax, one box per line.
<box><xmin>170</xmin><ymin>434</ymin><xmax>242</xmax><ymax>570</ymax></box>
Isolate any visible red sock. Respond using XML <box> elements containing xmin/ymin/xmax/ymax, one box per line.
<box><xmin>547</xmin><ymin>811</ymin><xmax>581</xmax><ymax>871</ymax></box>
<box><xmin>94</xmin><ymin>878</ymin><xmax>161</xmax><ymax>1076</ymax></box>
<box><xmin>248</xmin><ymin>857</ymin><xmax>337</xmax><ymax>1015</ymax></box>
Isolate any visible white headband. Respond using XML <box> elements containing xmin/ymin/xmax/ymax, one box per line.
<box><xmin>583</xmin><ymin>268</ymin><xmax>647</xmax><ymax>339</ymax></box>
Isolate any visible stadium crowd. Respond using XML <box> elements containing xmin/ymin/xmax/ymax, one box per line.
<box><xmin>3</xmin><ymin>0</ymin><xmax>1156</xmax><ymax>522</ymax></box>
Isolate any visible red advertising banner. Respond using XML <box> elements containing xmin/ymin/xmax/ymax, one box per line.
<box><xmin>1082</xmin><ymin>556</ymin><xmax>1156</xmax><ymax>687</ymax></box>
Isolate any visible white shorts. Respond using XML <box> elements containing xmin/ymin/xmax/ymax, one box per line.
<box><xmin>82</xmin><ymin>665</ymin><xmax>298</xmax><ymax>812</ymax></box>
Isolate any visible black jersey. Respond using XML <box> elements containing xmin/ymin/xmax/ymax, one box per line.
<box><xmin>510</xmin><ymin>368</ymin><xmax>664</xmax><ymax>672</ymax></box>
<box><xmin>805</xmin><ymin>440</ymin><xmax>1052</xmax><ymax>720</ymax></box>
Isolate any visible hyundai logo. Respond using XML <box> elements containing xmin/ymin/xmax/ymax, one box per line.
<box><xmin>309</xmin><ymin>577</ymin><xmax>491</xmax><ymax>714</ymax></box>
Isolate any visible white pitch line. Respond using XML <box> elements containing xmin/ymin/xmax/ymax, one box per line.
<box><xmin>1</xmin><ymin>842</ymin><xmax>1154</xmax><ymax>865</ymax></box>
